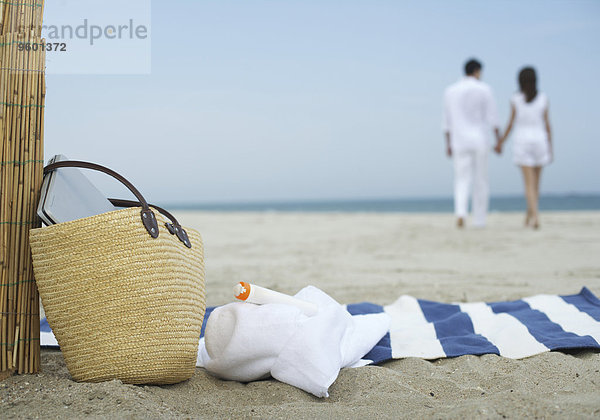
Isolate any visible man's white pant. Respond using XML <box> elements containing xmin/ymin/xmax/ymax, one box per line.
<box><xmin>453</xmin><ymin>147</ymin><xmax>489</xmax><ymax>227</ymax></box>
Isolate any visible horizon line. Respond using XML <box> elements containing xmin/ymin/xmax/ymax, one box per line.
<box><xmin>161</xmin><ymin>192</ymin><xmax>600</xmax><ymax>209</ymax></box>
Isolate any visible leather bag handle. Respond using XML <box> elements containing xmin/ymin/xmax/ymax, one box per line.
<box><xmin>108</xmin><ymin>198</ymin><xmax>191</xmax><ymax>248</ymax></box>
<box><xmin>44</xmin><ymin>160</ymin><xmax>192</xmax><ymax>248</ymax></box>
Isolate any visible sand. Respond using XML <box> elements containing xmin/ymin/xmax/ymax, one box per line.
<box><xmin>2</xmin><ymin>211</ymin><xmax>600</xmax><ymax>419</ymax></box>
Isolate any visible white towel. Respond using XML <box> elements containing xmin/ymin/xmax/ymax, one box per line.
<box><xmin>196</xmin><ymin>286</ymin><xmax>390</xmax><ymax>398</ymax></box>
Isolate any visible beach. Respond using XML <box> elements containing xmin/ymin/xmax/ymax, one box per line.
<box><xmin>2</xmin><ymin>211</ymin><xmax>600</xmax><ymax>418</ymax></box>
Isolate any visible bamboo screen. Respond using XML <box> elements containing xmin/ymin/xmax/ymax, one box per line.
<box><xmin>0</xmin><ymin>0</ymin><xmax>46</xmax><ymax>376</ymax></box>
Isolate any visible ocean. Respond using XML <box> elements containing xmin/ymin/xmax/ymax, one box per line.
<box><xmin>169</xmin><ymin>194</ymin><xmax>600</xmax><ymax>213</ymax></box>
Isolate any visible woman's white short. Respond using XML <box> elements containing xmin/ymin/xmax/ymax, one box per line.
<box><xmin>513</xmin><ymin>140</ymin><xmax>551</xmax><ymax>167</ymax></box>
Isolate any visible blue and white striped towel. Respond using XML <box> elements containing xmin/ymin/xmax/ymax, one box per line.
<box><xmin>41</xmin><ymin>287</ymin><xmax>600</xmax><ymax>363</ymax></box>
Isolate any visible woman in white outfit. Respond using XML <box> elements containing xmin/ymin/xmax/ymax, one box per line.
<box><xmin>496</xmin><ymin>67</ymin><xmax>553</xmax><ymax>229</ymax></box>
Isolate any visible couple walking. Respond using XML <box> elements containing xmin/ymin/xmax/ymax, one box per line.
<box><xmin>442</xmin><ymin>58</ymin><xmax>553</xmax><ymax>229</ymax></box>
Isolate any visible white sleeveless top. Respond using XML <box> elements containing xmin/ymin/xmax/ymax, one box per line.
<box><xmin>511</xmin><ymin>92</ymin><xmax>548</xmax><ymax>144</ymax></box>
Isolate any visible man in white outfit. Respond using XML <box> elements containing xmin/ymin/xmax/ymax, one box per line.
<box><xmin>442</xmin><ymin>59</ymin><xmax>500</xmax><ymax>228</ymax></box>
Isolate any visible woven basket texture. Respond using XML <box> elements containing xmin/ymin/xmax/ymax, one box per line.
<box><xmin>29</xmin><ymin>207</ymin><xmax>205</xmax><ymax>384</ymax></box>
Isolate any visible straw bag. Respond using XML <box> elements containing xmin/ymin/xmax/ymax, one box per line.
<box><xmin>29</xmin><ymin>160</ymin><xmax>206</xmax><ymax>385</ymax></box>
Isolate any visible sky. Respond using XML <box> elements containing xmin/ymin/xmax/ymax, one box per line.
<box><xmin>42</xmin><ymin>0</ymin><xmax>600</xmax><ymax>205</ymax></box>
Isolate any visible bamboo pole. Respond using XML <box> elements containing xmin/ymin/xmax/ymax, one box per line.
<box><xmin>0</xmin><ymin>32</ymin><xmax>8</xmax><ymax>373</ymax></box>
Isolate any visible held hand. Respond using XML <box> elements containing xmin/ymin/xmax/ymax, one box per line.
<box><xmin>446</xmin><ymin>146</ymin><xmax>452</xmax><ymax>158</ymax></box>
<box><xmin>494</xmin><ymin>137</ymin><xmax>505</xmax><ymax>155</ymax></box>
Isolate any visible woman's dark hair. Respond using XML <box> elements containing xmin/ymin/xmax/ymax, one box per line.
<box><xmin>518</xmin><ymin>67</ymin><xmax>537</xmax><ymax>103</ymax></box>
